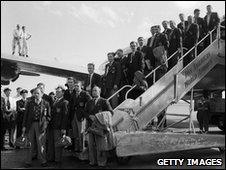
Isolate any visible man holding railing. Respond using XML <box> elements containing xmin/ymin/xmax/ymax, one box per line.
<box><xmin>204</xmin><ymin>5</ymin><xmax>220</xmax><ymax>47</ymax></box>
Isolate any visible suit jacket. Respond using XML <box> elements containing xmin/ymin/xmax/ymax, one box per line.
<box><xmin>1</xmin><ymin>97</ymin><xmax>6</xmax><ymax>123</ymax></box>
<box><xmin>168</xmin><ymin>28</ymin><xmax>182</xmax><ymax>55</ymax></box>
<box><xmin>64</xmin><ymin>89</ymin><xmax>76</xmax><ymax>103</ymax></box>
<box><xmin>125</xmin><ymin>51</ymin><xmax>144</xmax><ymax>85</ymax></box>
<box><xmin>204</xmin><ymin>12</ymin><xmax>220</xmax><ymax>32</ymax></box>
<box><xmin>22</xmin><ymin>99</ymin><xmax>51</xmax><ymax>133</ymax></box>
<box><xmin>152</xmin><ymin>33</ymin><xmax>169</xmax><ymax>50</ymax></box>
<box><xmin>70</xmin><ymin>90</ymin><xmax>92</xmax><ymax>122</ymax></box>
<box><xmin>84</xmin><ymin>97</ymin><xmax>113</xmax><ymax>128</ymax></box>
<box><xmin>115</xmin><ymin>57</ymin><xmax>129</xmax><ymax>86</ymax></box>
<box><xmin>16</xmin><ymin>99</ymin><xmax>27</xmax><ymax>124</ymax></box>
<box><xmin>137</xmin><ymin>46</ymin><xmax>154</xmax><ymax>74</ymax></box>
<box><xmin>42</xmin><ymin>93</ymin><xmax>54</xmax><ymax>108</ymax></box>
<box><xmin>84</xmin><ymin>73</ymin><xmax>102</xmax><ymax>91</ymax></box>
<box><xmin>162</xmin><ymin>28</ymin><xmax>172</xmax><ymax>40</ymax></box>
<box><xmin>103</xmin><ymin>61</ymin><xmax>121</xmax><ymax>89</ymax></box>
<box><xmin>177</xmin><ymin>21</ymin><xmax>188</xmax><ymax>40</ymax></box>
<box><xmin>195</xmin><ymin>17</ymin><xmax>207</xmax><ymax>39</ymax></box>
<box><xmin>184</xmin><ymin>23</ymin><xmax>199</xmax><ymax>49</ymax></box>
<box><xmin>50</xmin><ymin>98</ymin><xmax>69</xmax><ymax>130</ymax></box>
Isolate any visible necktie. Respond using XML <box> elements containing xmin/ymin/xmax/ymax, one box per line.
<box><xmin>89</xmin><ymin>74</ymin><xmax>92</xmax><ymax>86</ymax></box>
<box><xmin>7</xmin><ymin>98</ymin><xmax>10</xmax><ymax>110</ymax></box>
<box><xmin>130</xmin><ymin>53</ymin><xmax>135</xmax><ymax>63</ymax></box>
<box><xmin>95</xmin><ymin>98</ymin><xmax>98</xmax><ymax>105</ymax></box>
<box><xmin>150</xmin><ymin>35</ymin><xmax>155</xmax><ymax>47</ymax></box>
<box><xmin>105</xmin><ymin>65</ymin><xmax>109</xmax><ymax>76</ymax></box>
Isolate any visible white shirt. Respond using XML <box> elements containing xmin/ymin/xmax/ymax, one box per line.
<box><xmin>149</xmin><ymin>34</ymin><xmax>156</xmax><ymax>47</ymax></box>
<box><xmin>21</xmin><ymin>31</ymin><xmax>31</xmax><ymax>41</ymax></box>
<box><xmin>4</xmin><ymin>96</ymin><xmax>17</xmax><ymax>111</ymax></box>
<box><xmin>13</xmin><ymin>29</ymin><xmax>22</xmax><ymax>39</ymax></box>
<box><xmin>207</xmin><ymin>13</ymin><xmax>211</xmax><ymax>26</ymax></box>
<box><xmin>89</xmin><ymin>73</ymin><xmax>94</xmax><ymax>85</ymax></box>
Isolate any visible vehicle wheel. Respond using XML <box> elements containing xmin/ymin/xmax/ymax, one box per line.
<box><xmin>218</xmin><ymin>147</ymin><xmax>225</xmax><ymax>153</ymax></box>
<box><xmin>217</xmin><ymin>120</ymin><xmax>225</xmax><ymax>131</ymax></box>
<box><xmin>116</xmin><ymin>156</ymin><xmax>132</xmax><ymax>165</ymax></box>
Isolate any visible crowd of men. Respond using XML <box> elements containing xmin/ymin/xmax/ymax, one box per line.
<box><xmin>1</xmin><ymin>4</ymin><xmax>225</xmax><ymax>168</ymax></box>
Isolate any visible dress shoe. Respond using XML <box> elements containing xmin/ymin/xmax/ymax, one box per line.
<box><xmin>24</xmin><ymin>163</ymin><xmax>32</xmax><ymax>168</ymax></box>
<box><xmin>41</xmin><ymin>162</ymin><xmax>48</xmax><ymax>167</ymax></box>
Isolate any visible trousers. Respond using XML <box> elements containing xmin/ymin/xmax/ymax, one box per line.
<box><xmin>26</xmin><ymin>122</ymin><xmax>46</xmax><ymax>164</ymax></box>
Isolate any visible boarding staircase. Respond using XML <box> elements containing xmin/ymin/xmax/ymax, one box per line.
<box><xmin>109</xmin><ymin>26</ymin><xmax>225</xmax><ymax>132</ymax></box>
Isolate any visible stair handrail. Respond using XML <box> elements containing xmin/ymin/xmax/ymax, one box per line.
<box><xmin>125</xmin><ymin>50</ymin><xmax>179</xmax><ymax>99</ymax></box>
<box><xmin>178</xmin><ymin>27</ymin><xmax>218</xmax><ymax>63</ymax></box>
<box><xmin>107</xmin><ymin>26</ymin><xmax>219</xmax><ymax>107</ymax></box>
<box><xmin>106</xmin><ymin>85</ymin><xmax>132</xmax><ymax>102</ymax></box>
<box><xmin>125</xmin><ymin>27</ymin><xmax>218</xmax><ymax>102</ymax></box>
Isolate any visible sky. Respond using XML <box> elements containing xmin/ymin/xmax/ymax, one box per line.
<box><xmin>1</xmin><ymin>1</ymin><xmax>225</xmax><ymax>96</ymax></box>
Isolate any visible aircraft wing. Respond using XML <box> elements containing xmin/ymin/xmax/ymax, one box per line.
<box><xmin>1</xmin><ymin>53</ymin><xmax>88</xmax><ymax>81</ymax></box>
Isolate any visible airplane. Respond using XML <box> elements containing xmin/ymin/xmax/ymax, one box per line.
<box><xmin>1</xmin><ymin>53</ymin><xmax>88</xmax><ymax>85</ymax></box>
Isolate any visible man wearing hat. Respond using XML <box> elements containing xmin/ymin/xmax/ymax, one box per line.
<box><xmin>3</xmin><ymin>88</ymin><xmax>17</xmax><ymax>148</ymax></box>
<box><xmin>15</xmin><ymin>89</ymin><xmax>28</xmax><ymax>147</ymax></box>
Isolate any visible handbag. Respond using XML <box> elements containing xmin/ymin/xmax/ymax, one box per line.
<box><xmin>14</xmin><ymin>135</ymin><xmax>31</xmax><ymax>148</ymax></box>
<box><xmin>55</xmin><ymin>135</ymin><xmax>72</xmax><ymax>148</ymax></box>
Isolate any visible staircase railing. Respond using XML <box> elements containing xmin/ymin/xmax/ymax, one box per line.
<box><xmin>107</xmin><ymin>26</ymin><xmax>221</xmax><ymax>109</ymax></box>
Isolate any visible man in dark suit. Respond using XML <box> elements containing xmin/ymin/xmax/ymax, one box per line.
<box><xmin>168</xmin><ymin>20</ymin><xmax>182</xmax><ymax>70</ymax></box>
<box><xmin>37</xmin><ymin>82</ymin><xmax>54</xmax><ymax>162</ymax></box>
<box><xmin>204</xmin><ymin>5</ymin><xmax>220</xmax><ymax>32</ymax></box>
<box><xmin>194</xmin><ymin>9</ymin><xmax>207</xmax><ymax>54</ymax></box>
<box><xmin>177</xmin><ymin>13</ymin><xmax>188</xmax><ymax>45</ymax></box>
<box><xmin>15</xmin><ymin>89</ymin><xmax>28</xmax><ymax>147</ymax></box>
<box><xmin>125</xmin><ymin>41</ymin><xmax>144</xmax><ymax>86</ymax></box>
<box><xmin>84</xmin><ymin>86</ymin><xmax>113</xmax><ymax>167</ymax></box>
<box><xmin>102</xmin><ymin>52</ymin><xmax>121</xmax><ymax>109</ymax></box>
<box><xmin>63</xmin><ymin>77</ymin><xmax>77</xmax><ymax>151</ymax></box>
<box><xmin>22</xmin><ymin>87</ymin><xmax>51</xmax><ymax>167</ymax></box>
<box><xmin>204</xmin><ymin>5</ymin><xmax>220</xmax><ymax>48</ymax></box>
<box><xmin>70</xmin><ymin>81</ymin><xmax>91</xmax><ymax>153</ymax></box>
<box><xmin>115</xmin><ymin>49</ymin><xmax>128</xmax><ymax>87</ymax></box>
<box><xmin>84</xmin><ymin>63</ymin><xmax>102</xmax><ymax>95</ymax></box>
<box><xmin>137</xmin><ymin>37</ymin><xmax>153</xmax><ymax>87</ymax></box>
<box><xmin>152</xmin><ymin>25</ymin><xmax>169</xmax><ymax>81</ymax></box>
<box><xmin>49</xmin><ymin>86</ymin><xmax>69</xmax><ymax>167</ymax></box>
<box><xmin>115</xmin><ymin>49</ymin><xmax>129</xmax><ymax>104</ymax></box>
<box><xmin>37</xmin><ymin>83</ymin><xmax>54</xmax><ymax>107</ymax></box>
<box><xmin>147</xmin><ymin>27</ymin><xmax>157</xmax><ymax>70</ymax></box>
<box><xmin>162</xmin><ymin>21</ymin><xmax>172</xmax><ymax>41</ymax></box>
<box><xmin>194</xmin><ymin>9</ymin><xmax>207</xmax><ymax>40</ymax></box>
<box><xmin>1</xmin><ymin>96</ymin><xmax>6</xmax><ymax>150</ymax></box>
<box><xmin>184</xmin><ymin>15</ymin><xmax>199</xmax><ymax>66</ymax></box>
